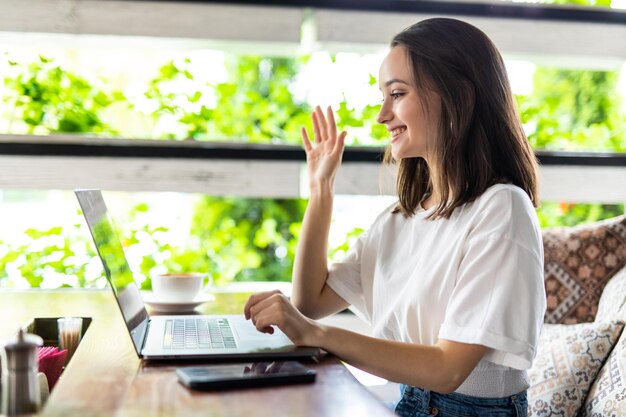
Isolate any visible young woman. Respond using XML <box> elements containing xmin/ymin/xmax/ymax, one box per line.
<box><xmin>244</xmin><ymin>18</ymin><xmax>545</xmax><ymax>417</ymax></box>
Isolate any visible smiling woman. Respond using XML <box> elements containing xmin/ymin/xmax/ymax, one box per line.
<box><xmin>244</xmin><ymin>17</ymin><xmax>546</xmax><ymax>417</ymax></box>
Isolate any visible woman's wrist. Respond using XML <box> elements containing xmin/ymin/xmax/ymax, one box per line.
<box><xmin>305</xmin><ymin>321</ymin><xmax>329</xmax><ymax>348</ymax></box>
<box><xmin>309</xmin><ymin>180</ymin><xmax>334</xmax><ymax>198</ymax></box>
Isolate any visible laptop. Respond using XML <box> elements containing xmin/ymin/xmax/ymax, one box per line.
<box><xmin>75</xmin><ymin>189</ymin><xmax>321</xmax><ymax>361</ymax></box>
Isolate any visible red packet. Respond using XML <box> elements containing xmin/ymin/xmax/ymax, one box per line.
<box><xmin>38</xmin><ymin>347</ymin><xmax>67</xmax><ymax>389</ymax></box>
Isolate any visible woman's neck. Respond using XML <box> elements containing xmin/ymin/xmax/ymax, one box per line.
<box><xmin>421</xmin><ymin>195</ymin><xmax>437</xmax><ymax>210</ymax></box>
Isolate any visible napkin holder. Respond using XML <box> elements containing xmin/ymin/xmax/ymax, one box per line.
<box><xmin>22</xmin><ymin>317</ymin><xmax>92</xmax><ymax>349</ymax></box>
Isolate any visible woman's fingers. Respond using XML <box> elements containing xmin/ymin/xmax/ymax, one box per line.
<box><xmin>301</xmin><ymin>127</ymin><xmax>313</xmax><ymax>152</ymax></box>
<box><xmin>253</xmin><ymin>309</ymin><xmax>278</xmax><ymax>333</ymax></box>
<box><xmin>246</xmin><ymin>295</ymin><xmax>314</xmax><ymax>346</ymax></box>
<box><xmin>249</xmin><ymin>293</ymin><xmax>288</xmax><ymax>324</ymax></box>
<box><xmin>334</xmin><ymin>130</ymin><xmax>347</xmax><ymax>155</ymax></box>
<box><xmin>315</xmin><ymin>106</ymin><xmax>328</xmax><ymax>139</ymax></box>
<box><xmin>312</xmin><ymin>112</ymin><xmax>322</xmax><ymax>144</ymax></box>
<box><xmin>326</xmin><ymin>106</ymin><xmax>337</xmax><ymax>139</ymax></box>
<box><xmin>247</xmin><ymin>294</ymin><xmax>291</xmax><ymax>333</ymax></box>
<box><xmin>244</xmin><ymin>290</ymin><xmax>282</xmax><ymax>320</ymax></box>
<box><xmin>304</xmin><ymin>105</ymin><xmax>344</xmax><ymax>152</ymax></box>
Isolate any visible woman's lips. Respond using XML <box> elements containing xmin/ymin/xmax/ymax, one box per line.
<box><xmin>390</xmin><ymin>126</ymin><xmax>406</xmax><ymax>142</ymax></box>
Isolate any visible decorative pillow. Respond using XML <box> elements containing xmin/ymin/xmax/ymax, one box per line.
<box><xmin>528</xmin><ymin>321</ymin><xmax>624</xmax><ymax>417</ymax></box>
<box><xmin>581</xmin><ymin>333</ymin><xmax>626</xmax><ymax>417</ymax></box>
<box><xmin>595</xmin><ymin>267</ymin><xmax>626</xmax><ymax>323</ymax></box>
<box><xmin>580</xmin><ymin>268</ymin><xmax>626</xmax><ymax>417</ymax></box>
<box><xmin>543</xmin><ymin>215</ymin><xmax>626</xmax><ymax>324</ymax></box>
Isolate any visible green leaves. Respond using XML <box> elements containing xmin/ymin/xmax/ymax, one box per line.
<box><xmin>516</xmin><ymin>67</ymin><xmax>625</xmax><ymax>152</ymax></box>
<box><xmin>2</xmin><ymin>56</ymin><xmax>124</xmax><ymax>135</ymax></box>
<box><xmin>536</xmin><ymin>202</ymin><xmax>624</xmax><ymax>228</ymax></box>
<box><xmin>516</xmin><ymin>65</ymin><xmax>625</xmax><ymax>226</ymax></box>
<box><xmin>182</xmin><ymin>197</ymin><xmax>307</xmax><ymax>284</ymax></box>
<box><xmin>205</xmin><ymin>56</ymin><xmax>312</xmax><ymax>143</ymax></box>
<box><xmin>0</xmin><ymin>223</ymin><xmax>97</xmax><ymax>288</ymax></box>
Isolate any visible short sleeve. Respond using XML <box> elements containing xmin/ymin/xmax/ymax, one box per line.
<box><xmin>326</xmin><ymin>232</ymin><xmax>370</xmax><ymax>322</ymax></box>
<box><xmin>438</xmin><ymin>189</ymin><xmax>546</xmax><ymax>370</ymax></box>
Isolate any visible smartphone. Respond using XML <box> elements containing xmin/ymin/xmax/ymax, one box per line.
<box><xmin>176</xmin><ymin>361</ymin><xmax>316</xmax><ymax>390</ymax></box>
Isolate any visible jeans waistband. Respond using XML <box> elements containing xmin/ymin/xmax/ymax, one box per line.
<box><xmin>400</xmin><ymin>385</ymin><xmax>527</xmax><ymax>415</ymax></box>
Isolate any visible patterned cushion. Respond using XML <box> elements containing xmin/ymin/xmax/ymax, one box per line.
<box><xmin>581</xmin><ymin>333</ymin><xmax>626</xmax><ymax>417</ymax></box>
<box><xmin>543</xmin><ymin>215</ymin><xmax>626</xmax><ymax>324</ymax></box>
<box><xmin>595</xmin><ymin>267</ymin><xmax>626</xmax><ymax>322</ymax></box>
<box><xmin>580</xmin><ymin>268</ymin><xmax>626</xmax><ymax>417</ymax></box>
<box><xmin>528</xmin><ymin>321</ymin><xmax>624</xmax><ymax>417</ymax></box>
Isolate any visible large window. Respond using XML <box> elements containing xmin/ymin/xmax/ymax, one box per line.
<box><xmin>1</xmin><ymin>0</ymin><xmax>624</xmax><ymax>289</ymax></box>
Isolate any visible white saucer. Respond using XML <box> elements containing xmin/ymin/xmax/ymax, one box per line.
<box><xmin>142</xmin><ymin>292</ymin><xmax>215</xmax><ymax>313</ymax></box>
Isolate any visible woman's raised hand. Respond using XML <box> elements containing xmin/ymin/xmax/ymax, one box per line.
<box><xmin>301</xmin><ymin>106</ymin><xmax>347</xmax><ymax>189</ymax></box>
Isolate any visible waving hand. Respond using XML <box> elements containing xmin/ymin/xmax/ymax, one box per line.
<box><xmin>302</xmin><ymin>106</ymin><xmax>347</xmax><ymax>188</ymax></box>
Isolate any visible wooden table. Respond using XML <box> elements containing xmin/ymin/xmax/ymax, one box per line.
<box><xmin>0</xmin><ymin>290</ymin><xmax>395</xmax><ymax>417</ymax></box>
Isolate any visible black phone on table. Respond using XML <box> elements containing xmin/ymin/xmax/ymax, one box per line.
<box><xmin>176</xmin><ymin>361</ymin><xmax>316</xmax><ymax>390</ymax></box>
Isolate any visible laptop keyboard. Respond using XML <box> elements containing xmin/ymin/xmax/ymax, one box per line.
<box><xmin>163</xmin><ymin>318</ymin><xmax>237</xmax><ymax>349</ymax></box>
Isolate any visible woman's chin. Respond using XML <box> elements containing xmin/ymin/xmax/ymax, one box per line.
<box><xmin>390</xmin><ymin>142</ymin><xmax>404</xmax><ymax>160</ymax></box>
<box><xmin>390</xmin><ymin>142</ymin><xmax>427</xmax><ymax>160</ymax></box>
<box><xmin>391</xmin><ymin>147</ymin><xmax>418</xmax><ymax>160</ymax></box>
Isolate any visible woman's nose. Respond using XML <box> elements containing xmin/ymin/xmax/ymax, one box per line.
<box><xmin>376</xmin><ymin>102</ymin><xmax>392</xmax><ymax>125</ymax></box>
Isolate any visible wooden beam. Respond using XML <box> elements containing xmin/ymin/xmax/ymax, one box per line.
<box><xmin>0</xmin><ymin>156</ymin><xmax>302</xmax><ymax>198</ymax></box>
<box><xmin>0</xmin><ymin>0</ymin><xmax>304</xmax><ymax>43</ymax></box>
<box><xmin>314</xmin><ymin>9</ymin><xmax>626</xmax><ymax>64</ymax></box>
<box><xmin>1</xmin><ymin>154</ymin><xmax>624</xmax><ymax>203</ymax></box>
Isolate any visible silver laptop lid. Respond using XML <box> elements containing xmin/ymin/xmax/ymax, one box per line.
<box><xmin>75</xmin><ymin>189</ymin><xmax>149</xmax><ymax>356</ymax></box>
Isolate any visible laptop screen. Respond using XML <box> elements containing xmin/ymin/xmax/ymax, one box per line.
<box><xmin>75</xmin><ymin>189</ymin><xmax>149</xmax><ymax>356</ymax></box>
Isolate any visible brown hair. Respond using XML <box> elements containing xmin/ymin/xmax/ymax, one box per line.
<box><xmin>386</xmin><ymin>18</ymin><xmax>539</xmax><ymax>218</ymax></box>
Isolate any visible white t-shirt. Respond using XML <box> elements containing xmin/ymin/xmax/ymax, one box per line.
<box><xmin>326</xmin><ymin>183</ymin><xmax>546</xmax><ymax>397</ymax></box>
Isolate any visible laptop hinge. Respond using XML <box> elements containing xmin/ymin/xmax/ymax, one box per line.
<box><xmin>140</xmin><ymin>318</ymin><xmax>151</xmax><ymax>358</ymax></box>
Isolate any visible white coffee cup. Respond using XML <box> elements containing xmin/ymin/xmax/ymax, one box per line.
<box><xmin>151</xmin><ymin>273</ymin><xmax>212</xmax><ymax>303</ymax></box>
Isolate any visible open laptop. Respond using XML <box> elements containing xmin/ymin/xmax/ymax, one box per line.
<box><xmin>75</xmin><ymin>189</ymin><xmax>321</xmax><ymax>361</ymax></box>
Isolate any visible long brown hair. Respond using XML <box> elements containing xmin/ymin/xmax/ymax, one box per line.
<box><xmin>386</xmin><ymin>18</ymin><xmax>539</xmax><ymax>218</ymax></box>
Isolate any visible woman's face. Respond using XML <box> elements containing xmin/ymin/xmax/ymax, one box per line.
<box><xmin>377</xmin><ymin>46</ymin><xmax>440</xmax><ymax>161</ymax></box>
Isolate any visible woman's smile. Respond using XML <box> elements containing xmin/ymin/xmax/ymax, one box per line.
<box><xmin>390</xmin><ymin>126</ymin><xmax>407</xmax><ymax>142</ymax></box>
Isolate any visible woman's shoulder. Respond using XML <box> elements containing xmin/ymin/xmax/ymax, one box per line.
<box><xmin>472</xmin><ymin>183</ymin><xmax>535</xmax><ymax>214</ymax></box>
<box><xmin>372</xmin><ymin>200</ymin><xmax>401</xmax><ymax>224</ymax></box>
<box><xmin>363</xmin><ymin>200</ymin><xmax>403</xmax><ymax>236</ymax></box>
<box><xmin>464</xmin><ymin>183</ymin><xmax>541</xmax><ymax>246</ymax></box>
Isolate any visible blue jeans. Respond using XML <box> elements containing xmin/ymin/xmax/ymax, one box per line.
<box><xmin>393</xmin><ymin>385</ymin><xmax>527</xmax><ymax>417</ymax></box>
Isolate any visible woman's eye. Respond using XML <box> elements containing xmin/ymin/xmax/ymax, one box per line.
<box><xmin>381</xmin><ymin>92</ymin><xmax>405</xmax><ymax>103</ymax></box>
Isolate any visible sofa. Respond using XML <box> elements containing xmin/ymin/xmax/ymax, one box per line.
<box><xmin>527</xmin><ymin>214</ymin><xmax>626</xmax><ymax>417</ymax></box>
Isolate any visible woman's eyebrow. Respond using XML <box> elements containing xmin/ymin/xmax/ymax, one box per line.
<box><xmin>384</xmin><ymin>79</ymin><xmax>410</xmax><ymax>87</ymax></box>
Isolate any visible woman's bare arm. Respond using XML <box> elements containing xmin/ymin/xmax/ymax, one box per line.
<box><xmin>291</xmin><ymin>106</ymin><xmax>349</xmax><ymax>319</ymax></box>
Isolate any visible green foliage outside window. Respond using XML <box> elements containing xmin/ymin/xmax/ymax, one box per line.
<box><xmin>140</xmin><ymin>56</ymin><xmax>387</xmax><ymax>144</ymax></box>
<box><xmin>517</xmin><ymin>68</ymin><xmax>625</xmax><ymax>152</ymax></box>
<box><xmin>537</xmin><ymin>202</ymin><xmax>624</xmax><ymax>228</ymax></box>
<box><xmin>142</xmin><ymin>56</ymin><xmax>313</xmax><ymax>142</ymax></box>
<box><xmin>121</xmin><ymin>198</ymin><xmax>306</xmax><ymax>287</ymax></box>
<box><xmin>2</xmin><ymin>56</ymin><xmax>125</xmax><ymax>135</ymax></box>
<box><xmin>516</xmin><ymin>66</ymin><xmax>626</xmax><ymax>227</ymax></box>
<box><xmin>0</xmin><ymin>51</ymin><xmax>624</xmax><ymax>288</ymax></box>
<box><xmin>0</xmin><ymin>222</ymin><xmax>97</xmax><ymax>288</ymax></box>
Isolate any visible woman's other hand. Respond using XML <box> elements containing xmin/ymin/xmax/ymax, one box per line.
<box><xmin>244</xmin><ymin>290</ymin><xmax>322</xmax><ymax>347</ymax></box>
<box><xmin>302</xmin><ymin>106</ymin><xmax>347</xmax><ymax>189</ymax></box>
